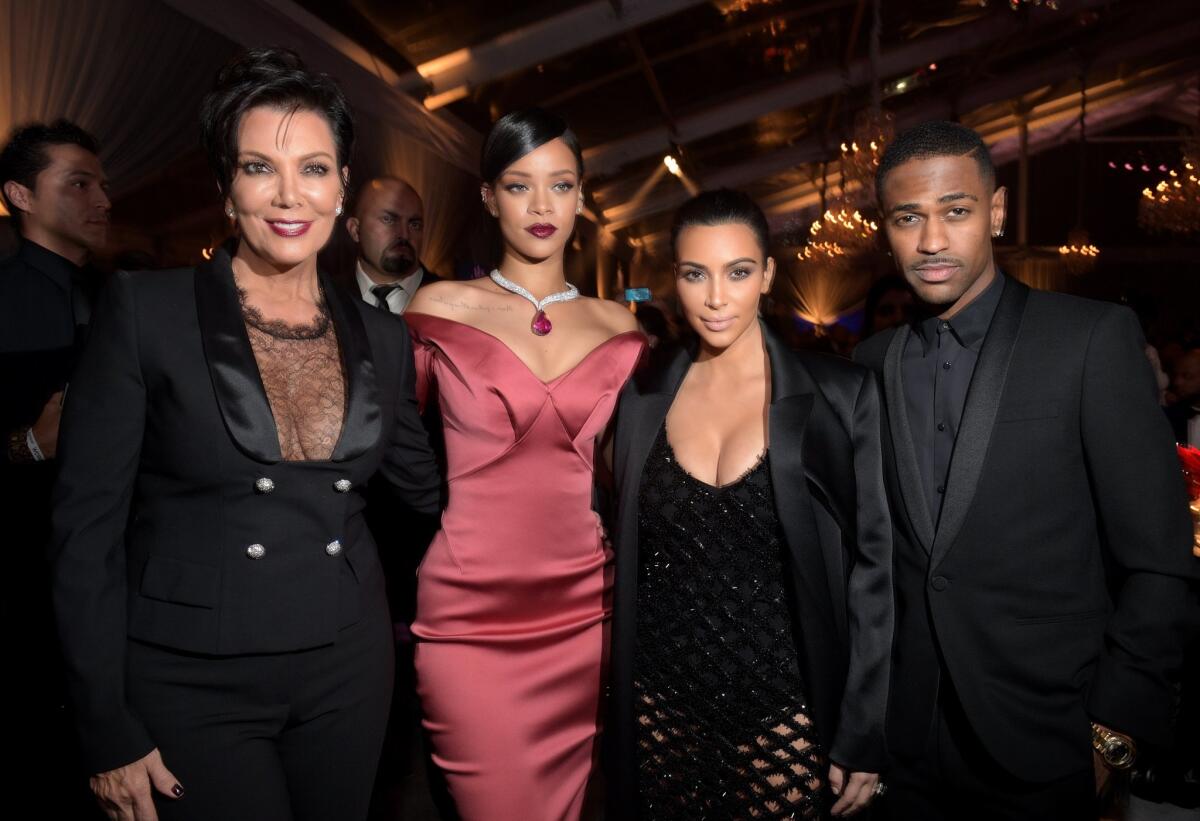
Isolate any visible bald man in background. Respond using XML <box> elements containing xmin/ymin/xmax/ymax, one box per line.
<box><xmin>346</xmin><ymin>176</ymin><xmax>442</xmax><ymax>314</ymax></box>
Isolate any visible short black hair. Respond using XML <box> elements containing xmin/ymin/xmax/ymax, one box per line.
<box><xmin>0</xmin><ymin>119</ymin><xmax>99</xmax><ymax>226</ymax></box>
<box><xmin>875</xmin><ymin>120</ymin><xmax>995</xmax><ymax>199</ymax></box>
<box><xmin>200</xmin><ymin>47</ymin><xmax>354</xmax><ymax>199</ymax></box>
<box><xmin>670</xmin><ymin>188</ymin><xmax>771</xmax><ymax>260</ymax></box>
<box><xmin>481</xmin><ymin>108</ymin><xmax>583</xmax><ymax>183</ymax></box>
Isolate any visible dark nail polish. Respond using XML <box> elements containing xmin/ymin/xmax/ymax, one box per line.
<box><xmin>172</xmin><ymin>784</ymin><xmax>184</xmax><ymax>798</ymax></box>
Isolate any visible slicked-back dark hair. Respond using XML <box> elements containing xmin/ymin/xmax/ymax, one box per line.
<box><xmin>670</xmin><ymin>188</ymin><xmax>771</xmax><ymax>260</ymax></box>
<box><xmin>875</xmin><ymin>120</ymin><xmax>996</xmax><ymax>199</ymax></box>
<box><xmin>200</xmin><ymin>47</ymin><xmax>354</xmax><ymax>199</ymax></box>
<box><xmin>481</xmin><ymin>108</ymin><xmax>583</xmax><ymax>183</ymax></box>
<box><xmin>0</xmin><ymin>119</ymin><xmax>100</xmax><ymax>227</ymax></box>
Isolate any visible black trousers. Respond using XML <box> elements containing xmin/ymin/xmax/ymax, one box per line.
<box><xmin>127</xmin><ymin>605</ymin><xmax>394</xmax><ymax>821</ymax></box>
<box><xmin>883</xmin><ymin>686</ymin><xmax>1096</xmax><ymax>821</ymax></box>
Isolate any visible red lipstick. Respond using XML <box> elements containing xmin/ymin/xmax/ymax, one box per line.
<box><xmin>526</xmin><ymin>223</ymin><xmax>557</xmax><ymax>239</ymax></box>
<box><xmin>267</xmin><ymin>219</ymin><xmax>312</xmax><ymax>238</ymax></box>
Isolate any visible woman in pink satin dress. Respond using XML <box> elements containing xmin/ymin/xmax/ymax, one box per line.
<box><xmin>404</xmin><ymin>109</ymin><xmax>644</xmax><ymax>820</ymax></box>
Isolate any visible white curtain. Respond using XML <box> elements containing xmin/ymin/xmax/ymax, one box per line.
<box><xmin>0</xmin><ymin>0</ymin><xmax>237</xmax><ymax>196</ymax></box>
<box><xmin>352</xmin><ymin>126</ymin><xmax>480</xmax><ymax>279</ymax></box>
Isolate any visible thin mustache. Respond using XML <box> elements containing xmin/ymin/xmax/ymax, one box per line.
<box><xmin>910</xmin><ymin>257</ymin><xmax>963</xmax><ymax>270</ymax></box>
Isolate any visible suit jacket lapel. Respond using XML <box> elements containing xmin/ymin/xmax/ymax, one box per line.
<box><xmin>930</xmin><ymin>277</ymin><xmax>1029</xmax><ymax>567</ymax></box>
<box><xmin>763</xmin><ymin>325</ymin><xmax>837</xmax><ymax>634</ymax></box>
<box><xmin>194</xmin><ymin>247</ymin><xmax>282</xmax><ymax>463</ymax></box>
<box><xmin>617</xmin><ymin>346</ymin><xmax>689</xmax><ymax>499</ymax></box>
<box><xmin>325</xmin><ymin>275</ymin><xmax>380</xmax><ymax>462</ymax></box>
<box><xmin>883</xmin><ymin>326</ymin><xmax>937</xmax><ymax>552</ymax></box>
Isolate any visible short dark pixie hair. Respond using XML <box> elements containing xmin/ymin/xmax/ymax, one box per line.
<box><xmin>875</xmin><ymin>120</ymin><xmax>995</xmax><ymax>199</ymax></box>
<box><xmin>481</xmin><ymin>108</ymin><xmax>583</xmax><ymax>184</ymax></box>
<box><xmin>0</xmin><ymin>119</ymin><xmax>99</xmax><ymax>225</ymax></box>
<box><xmin>670</xmin><ymin>189</ymin><xmax>772</xmax><ymax>260</ymax></box>
<box><xmin>200</xmin><ymin>47</ymin><xmax>354</xmax><ymax>198</ymax></box>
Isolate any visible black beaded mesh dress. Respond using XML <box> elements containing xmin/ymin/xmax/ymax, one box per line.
<box><xmin>634</xmin><ymin>426</ymin><xmax>825</xmax><ymax>819</ymax></box>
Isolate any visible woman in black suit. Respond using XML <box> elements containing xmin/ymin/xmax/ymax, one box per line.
<box><xmin>50</xmin><ymin>49</ymin><xmax>440</xmax><ymax>821</ymax></box>
<box><xmin>608</xmin><ymin>190</ymin><xmax>893</xmax><ymax>819</ymax></box>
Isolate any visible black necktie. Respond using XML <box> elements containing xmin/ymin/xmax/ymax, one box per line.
<box><xmin>371</xmin><ymin>283</ymin><xmax>402</xmax><ymax>312</ymax></box>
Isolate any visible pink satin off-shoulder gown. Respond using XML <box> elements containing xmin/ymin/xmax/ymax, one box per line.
<box><xmin>405</xmin><ymin>313</ymin><xmax>644</xmax><ymax>821</ymax></box>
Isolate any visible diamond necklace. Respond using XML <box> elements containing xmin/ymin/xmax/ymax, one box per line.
<box><xmin>489</xmin><ymin>269</ymin><xmax>580</xmax><ymax>336</ymax></box>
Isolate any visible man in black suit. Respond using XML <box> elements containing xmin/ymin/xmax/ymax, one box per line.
<box><xmin>346</xmin><ymin>176</ymin><xmax>442</xmax><ymax>315</ymax></box>
<box><xmin>855</xmin><ymin>121</ymin><xmax>1198</xmax><ymax>820</ymax></box>
<box><xmin>0</xmin><ymin>118</ymin><xmax>110</xmax><ymax>815</ymax></box>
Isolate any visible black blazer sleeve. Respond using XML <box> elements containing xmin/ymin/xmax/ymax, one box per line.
<box><xmin>50</xmin><ymin>272</ymin><xmax>155</xmax><ymax>773</ymax></box>
<box><xmin>1080</xmin><ymin>307</ymin><xmax>1198</xmax><ymax>745</ymax></box>
<box><xmin>830</xmin><ymin>369</ymin><xmax>894</xmax><ymax>772</ymax></box>
<box><xmin>375</xmin><ymin>317</ymin><xmax>442</xmax><ymax>517</ymax></box>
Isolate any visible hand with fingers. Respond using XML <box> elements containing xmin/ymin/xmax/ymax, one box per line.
<box><xmin>90</xmin><ymin>748</ymin><xmax>183</xmax><ymax>821</ymax></box>
<box><xmin>829</xmin><ymin>762</ymin><xmax>883</xmax><ymax>817</ymax></box>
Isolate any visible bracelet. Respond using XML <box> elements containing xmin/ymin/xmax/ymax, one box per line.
<box><xmin>25</xmin><ymin>427</ymin><xmax>46</xmax><ymax>462</ymax></box>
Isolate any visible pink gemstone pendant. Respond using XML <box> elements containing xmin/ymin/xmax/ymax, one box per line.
<box><xmin>531</xmin><ymin>310</ymin><xmax>552</xmax><ymax>336</ymax></box>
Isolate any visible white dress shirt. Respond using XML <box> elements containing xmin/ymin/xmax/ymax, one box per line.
<box><xmin>355</xmin><ymin>261</ymin><xmax>425</xmax><ymax>314</ymax></box>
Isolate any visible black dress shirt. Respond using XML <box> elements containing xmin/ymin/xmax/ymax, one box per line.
<box><xmin>902</xmin><ymin>272</ymin><xmax>1004</xmax><ymax>523</ymax></box>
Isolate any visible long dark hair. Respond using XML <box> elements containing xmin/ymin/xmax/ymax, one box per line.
<box><xmin>481</xmin><ymin>108</ymin><xmax>583</xmax><ymax>183</ymax></box>
<box><xmin>670</xmin><ymin>188</ymin><xmax>771</xmax><ymax>260</ymax></box>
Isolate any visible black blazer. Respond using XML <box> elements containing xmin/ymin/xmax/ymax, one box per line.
<box><xmin>0</xmin><ymin>241</ymin><xmax>91</xmax><ymax>549</ymax></box>
<box><xmin>855</xmin><ymin>276</ymin><xmax>1199</xmax><ymax>782</ymax></box>
<box><xmin>607</xmin><ymin>323</ymin><xmax>894</xmax><ymax>810</ymax></box>
<box><xmin>50</xmin><ymin>247</ymin><xmax>441</xmax><ymax>773</ymax></box>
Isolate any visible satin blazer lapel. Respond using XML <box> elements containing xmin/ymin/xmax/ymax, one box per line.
<box><xmin>883</xmin><ymin>326</ymin><xmax>936</xmax><ymax>552</ymax></box>
<box><xmin>324</xmin><ymin>276</ymin><xmax>381</xmax><ymax>462</ymax></box>
<box><xmin>763</xmin><ymin>326</ymin><xmax>836</xmax><ymax>633</ymax></box>
<box><xmin>618</xmin><ymin>346</ymin><xmax>690</xmax><ymax>497</ymax></box>
<box><xmin>930</xmin><ymin>278</ymin><xmax>1029</xmax><ymax>567</ymax></box>
<box><xmin>194</xmin><ymin>248</ymin><xmax>282</xmax><ymax>463</ymax></box>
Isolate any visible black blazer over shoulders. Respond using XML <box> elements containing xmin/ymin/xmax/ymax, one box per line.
<box><xmin>50</xmin><ymin>248</ymin><xmax>441</xmax><ymax>773</ymax></box>
<box><xmin>855</xmin><ymin>276</ymin><xmax>1199</xmax><ymax>782</ymax></box>
<box><xmin>606</xmin><ymin>323</ymin><xmax>894</xmax><ymax>812</ymax></box>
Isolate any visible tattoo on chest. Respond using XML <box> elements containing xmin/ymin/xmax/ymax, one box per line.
<box><xmin>430</xmin><ymin>295</ymin><xmax>513</xmax><ymax>313</ymax></box>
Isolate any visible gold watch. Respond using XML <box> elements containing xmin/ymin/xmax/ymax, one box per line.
<box><xmin>1092</xmin><ymin>723</ymin><xmax>1137</xmax><ymax>770</ymax></box>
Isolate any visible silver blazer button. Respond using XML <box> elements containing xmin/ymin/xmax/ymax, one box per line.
<box><xmin>255</xmin><ymin>477</ymin><xmax>275</xmax><ymax>494</ymax></box>
<box><xmin>246</xmin><ymin>543</ymin><xmax>266</xmax><ymax>560</ymax></box>
<box><xmin>333</xmin><ymin>479</ymin><xmax>352</xmax><ymax>493</ymax></box>
<box><xmin>325</xmin><ymin>540</ymin><xmax>343</xmax><ymax>557</ymax></box>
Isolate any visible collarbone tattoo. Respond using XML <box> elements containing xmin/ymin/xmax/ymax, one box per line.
<box><xmin>429</xmin><ymin>294</ymin><xmax>513</xmax><ymax>312</ymax></box>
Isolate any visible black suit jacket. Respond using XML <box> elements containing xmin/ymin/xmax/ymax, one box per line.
<box><xmin>855</xmin><ymin>276</ymin><xmax>1199</xmax><ymax>782</ymax></box>
<box><xmin>607</xmin><ymin>323</ymin><xmax>894</xmax><ymax>811</ymax></box>
<box><xmin>50</xmin><ymin>247</ymin><xmax>441</xmax><ymax>773</ymax></box>
<box><xmin>0</xmin><ymin>241</ymin><xmax>92</xmax><ymax>544</ymax></box>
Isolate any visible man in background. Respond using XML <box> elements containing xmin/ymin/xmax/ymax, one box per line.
<box><xmin>346</xmin><ymin>176</ymin><xmax>441</xmax><ymax>314</ymax></box>
<box><xmin>0</xmin><ymin>118</ymin><xmax>110</xmax><ymax>817</ymax></box>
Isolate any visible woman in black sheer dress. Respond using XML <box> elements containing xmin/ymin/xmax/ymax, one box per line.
<box><xmin>608</xmin><ymin>190</ymin><xmax>894</xmax><ymax>818</ymax></box>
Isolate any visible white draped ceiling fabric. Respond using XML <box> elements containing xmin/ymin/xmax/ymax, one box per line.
<box><xmin>356</xmin><ymin>127</ymin><xmax>479</xmax><ymax>280</ymax></box>
<box><xmin>0</xmin><ymin>0</ymin><xmax>236</xmax><ymax>197</ymax></box>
